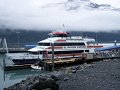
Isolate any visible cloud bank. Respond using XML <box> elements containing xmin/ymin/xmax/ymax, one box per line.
<box><xmin>0</xmin><ymin>0</ymin><xmax>120</xmax><ymax>31</ymax></box>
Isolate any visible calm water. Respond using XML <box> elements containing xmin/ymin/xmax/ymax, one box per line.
<box><xmin>0</xmin><ymin>55</ymin><xmax>49</xmax><ymax>90</ymax></box>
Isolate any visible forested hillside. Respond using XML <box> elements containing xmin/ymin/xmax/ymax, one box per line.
<box><xmin>0</xmin><ymin>29</ymin><xmax>120</xmax><ymax>47</ymax></box>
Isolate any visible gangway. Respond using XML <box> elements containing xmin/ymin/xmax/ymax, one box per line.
<box><xmin>95</xmin><ymin>45</ymin><xmax>120</xmax><ymax>59</ymax></box>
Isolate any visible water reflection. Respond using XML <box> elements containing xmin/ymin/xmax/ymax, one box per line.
<box><xmin>0</xmin><ymin>55</ymin><xmax>49</xmax><ymax>90</ymax></box>
<box><xmin>5</xmin><ymin>69</ymin><xmax>48</xmax><ymax>80</ymax></box>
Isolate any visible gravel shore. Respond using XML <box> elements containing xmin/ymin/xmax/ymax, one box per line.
<box><xmin>57</xmin><ymin>59</ymin><xmax>120</xmax><ymax>90</ymax></box>
<box><xmin>5</xmin><ymin>59</ymin><xmax>120</xmax><ymax>90</ymax></box>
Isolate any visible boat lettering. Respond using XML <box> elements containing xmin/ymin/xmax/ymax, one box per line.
<box><xmin>64</xmin><ymin>46</ymin><xmax>85</xmax><ymax>48</ymax></box>
<box><xmin>20</xmin><ymin>56</ymin><xmax>37</xmax><ymax>58</ymax></box>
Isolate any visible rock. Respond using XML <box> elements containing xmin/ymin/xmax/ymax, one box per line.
<box><xmin>32</xmin><ymin>79</ymin><xmax>59</xmax><ymax>90</ymax></box>
<box><xmin>45</xmin><ymin>79</ymin><xmax>59</xmax><ymax>90</ymax></box>
<box><xmin>71</xmin><ymin>70</ymin><xmax>76</xmax><ymax>73</ymax></box>
<box><xmin>63</xmin><ymin>77</ymin><xmax>69</xmax><ymax>81</ymax></box>
<box><xmin>65</xmin><ymin>67</ymin><xmax>72</xmax><ymax>74</ymax></box>
<box><xmin>57</xmin><ymin>73</ymin><xmax>66</xmax><ymax>81</ymax></box>
<box><xmin>51</xmin><ymin>75</ymin><xmax>59</xmax><ymax>81</ymax></box>
<box><xmin>5</xmin><ymin>76</ymin><xmax>59</xmax><ymax>90</ymax></box>
<box><xmin>43</xmin><ymin>88</ymin><xmax>51</xmax><ymax>90</ymax></box>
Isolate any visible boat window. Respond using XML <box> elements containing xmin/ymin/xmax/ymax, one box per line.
<box><xmin>29</xmin><ymin>51</ymin><xmax>43</xmax><ymax>54</ymax></box>
<box><xmin>54</xmin><ymin>43</ymin><xmax>85</xmax><ymax>46</ymax></box>
<box><xmin>9</xmin><ymin>51</ymin><xmax>29</xmax><ymax>53</ymax></box>
<box><xmin>87</xmin><ymin>42</ymin><xmax>95</xmax><ymax>45</ymax></box>
<box><xmin>52</xmin><ymin>34</ymin><xmax>68</xmax><ymax>37</ymax></box>
<box><xmin>39</xmin><ymin>43</ymin><xmax>50</xmax><ymax>46</ymax></box>
<box><xmin>48</xmin><ymin>50</ymin><xmax>84</xmax><ymax>54</ymax></box>
<box><xmin>38</xmin><ymin>42</ymin><xmax>85</xmax><ymax>46</ymax></box>
<box><xmin>85</xmin><ymin>50</ymin><xmax>89</xmax><ymax>52</ymax></box>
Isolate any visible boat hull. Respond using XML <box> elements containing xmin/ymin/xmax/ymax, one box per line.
<box><xmin>12</xmin><ymin>59</ymin><xmax>40</xmax><ymax>65</ymax></box>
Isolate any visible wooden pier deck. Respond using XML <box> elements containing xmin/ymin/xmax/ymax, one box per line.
<box><xmin>44</xmin><ymin>58</ymin><xmax>78</xmax><ymax>64</ymax></box>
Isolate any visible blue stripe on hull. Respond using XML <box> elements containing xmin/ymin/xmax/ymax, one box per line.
<box><xmin>12</xmin><ymin>59</ymin><xmax>40</xmax><ymax>65</ymax></box>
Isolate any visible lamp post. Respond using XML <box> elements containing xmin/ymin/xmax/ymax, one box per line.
<box><xmin>95</xmin><ymin>32</ymin><xmax>98</xmax><ymax>45</ymax></box>
<box><xmin>51</xmin><ymin>41</ymin><xmax>54</xmax><ymax>71</ymax></box>
<box><xmin>16</xmin><ymin>32</ymin><xmax>20</xmax><ymax>49</ymax></box>
<box><xmin>114</xmin><ymin>40</ymin><xmax>117</xmax><ymax>46</ymax></box>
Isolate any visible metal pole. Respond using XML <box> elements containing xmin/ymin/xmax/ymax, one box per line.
<box><xmin>16</xmin><ymin>32</ymin><xmax>20</xmax><ymax>49</ymax></box>
<box><xmin>114</xmin><ymin>40</ymin><xmax>117</xmax><ymax>46</ymax></box>
<box><xmin>2</xmin><ymin>40</ymin><xmax>5</xmax><ymax>81</ymax></box>
<box><xmin>51</xmin><ymin>42</ymin><xmax>54</xmax><ymax>71</ymax></box>
<box><xmin>95</xmin><ymin>32</ymin><xmax>98</xmax><ymax>45</ymax></box>
<box><xmin>2</xmin><ymin>38</ymin><xmax>6</xmax><ymax>69</ymax></box>
<box><xmin>3</xmin><ymin>57</ymin><xmax>5</xmax><ymax>81</ymax></box>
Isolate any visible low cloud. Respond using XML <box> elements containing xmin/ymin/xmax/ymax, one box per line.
<box><xmin>0</xmin><ymin>0</ymin><xmax>120</xmax><ymax>31</ymax></box>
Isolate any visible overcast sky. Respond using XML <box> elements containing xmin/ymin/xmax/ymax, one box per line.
<box><xmin>0</xmin><ymin>0</ymin><xmax>120</xmax><ymax>31</ymax></box>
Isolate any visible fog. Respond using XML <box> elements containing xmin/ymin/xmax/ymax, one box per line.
<box><xmin>0</xmin><ymin>0</ymin><xmax>120</xmax><ymax>31</ymax></box>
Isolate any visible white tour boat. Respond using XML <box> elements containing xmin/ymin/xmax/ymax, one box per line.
<box><xmin>6</xmin><ymin>31</ymin><xmax>103</xmax><ymax>64</ymax></box>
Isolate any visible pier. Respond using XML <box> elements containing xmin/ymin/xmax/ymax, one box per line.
<box><xmin>3</xmin><ymin>44</ymin><xmax>120</xmax><ymax>71</ymax></box>
<box><xmin>4</xmin><ymin>46</ymin><xmax>120</xmax><ymax>71</ymax></box>
<box><xmin>3</xmin><ymin>53</ymin><xmax>97</xmax><ymax>71</ymax></box>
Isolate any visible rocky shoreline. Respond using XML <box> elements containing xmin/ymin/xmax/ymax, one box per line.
<box><xmin>4</xmin><ymin>63</ymin><xmax>86</xmax><ymax>90</ymax></box>
<box><xmin>5</xmin><ymin>59</ymin><xmax>120</xmax><ymax>90</ymax></box>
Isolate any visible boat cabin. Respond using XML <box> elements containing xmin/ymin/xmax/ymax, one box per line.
<box><xmin>49</xmin><ymin>31</ymin><xmax>69</xmax><ymax>37</ymax></box>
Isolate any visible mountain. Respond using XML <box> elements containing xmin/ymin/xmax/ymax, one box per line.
<box><xmin>43</xmin><ymin>0</ymin><xmax>120</xmax><ymax>11</ymax></box>
<box><xmin>0</xmin><ymin>29</ymin><xmax>120</xmax><ymax>48</ymax></box>
<box><xmin>0</xmin><ymin>0</ymin><xmax>120</xmax><ymax>31</ymax></box>
<box><xmin>0</xmin><ymin>29</ymin><xmax>50</xmax><ymax>48</ymax></box>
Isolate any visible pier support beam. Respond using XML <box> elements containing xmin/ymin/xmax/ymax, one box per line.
<box><xmin>51</xmin><ymin>42</ymin><xmax>54</xmax><ymax>71</ymax></box>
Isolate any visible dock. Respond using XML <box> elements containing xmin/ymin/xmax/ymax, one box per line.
<box><xmin>4</xmin><ymin>58</ymin><xmax>85</xmax><ymax>71</ymax></box>
<box><xmin>3</xmin><ymin>53</ymin><xmax>102</xmax><ymax>71</ymax></box>
<box><xmin>4</xmin><ymin>53</ymin><xmax>94</xmax><ymax>71</ymax></box>
<box><xmin>4</xmin><ymin>45</ymin><xmax>120</xmax><ymax>71</ymax></box>
<box><xmin>40</xmin><ymin>53</ymin><xmax>99</xmax><ymax>71</ymax></box>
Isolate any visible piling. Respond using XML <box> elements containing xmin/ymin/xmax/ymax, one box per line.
<box><xmin>51</xmin><ymin>42</ymin><xmax>54</xmax><ymax>71</ymax></box>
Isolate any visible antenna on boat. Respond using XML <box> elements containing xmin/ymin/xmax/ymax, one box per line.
<box><xmin>63</xmin><ymin>24</ymin><xmax>65</xmax><ymax>28</ymax></box>
<box><xmin>81</xmin><ymin>31</ymin><xmax>83</xmax><ymax>38</ymax></box>
<box><xmin>61</xmin><ymin>24</ymin><xmax>66</xmax><ymax>32</ymax></box>
<box><xmin>95</xmin><ymin>32</ymin><xmax>98</xmax><ymax>45</ymax></box>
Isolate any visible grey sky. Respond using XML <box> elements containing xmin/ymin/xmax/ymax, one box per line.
<box><xmin>0</xmin><ymin>0</ymin><xmax>120</xmax><ymax>31</ymax></box>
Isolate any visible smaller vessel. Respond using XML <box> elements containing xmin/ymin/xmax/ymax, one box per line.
<box><xmin>31</xmin><ymin>61</ymin><xmax>44</xmax><ymax>70</ymax></box>
<box><xmin>31</xmin><ymin>65</ymin><xmax>43</xmax><ymax>70</ymax></box>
